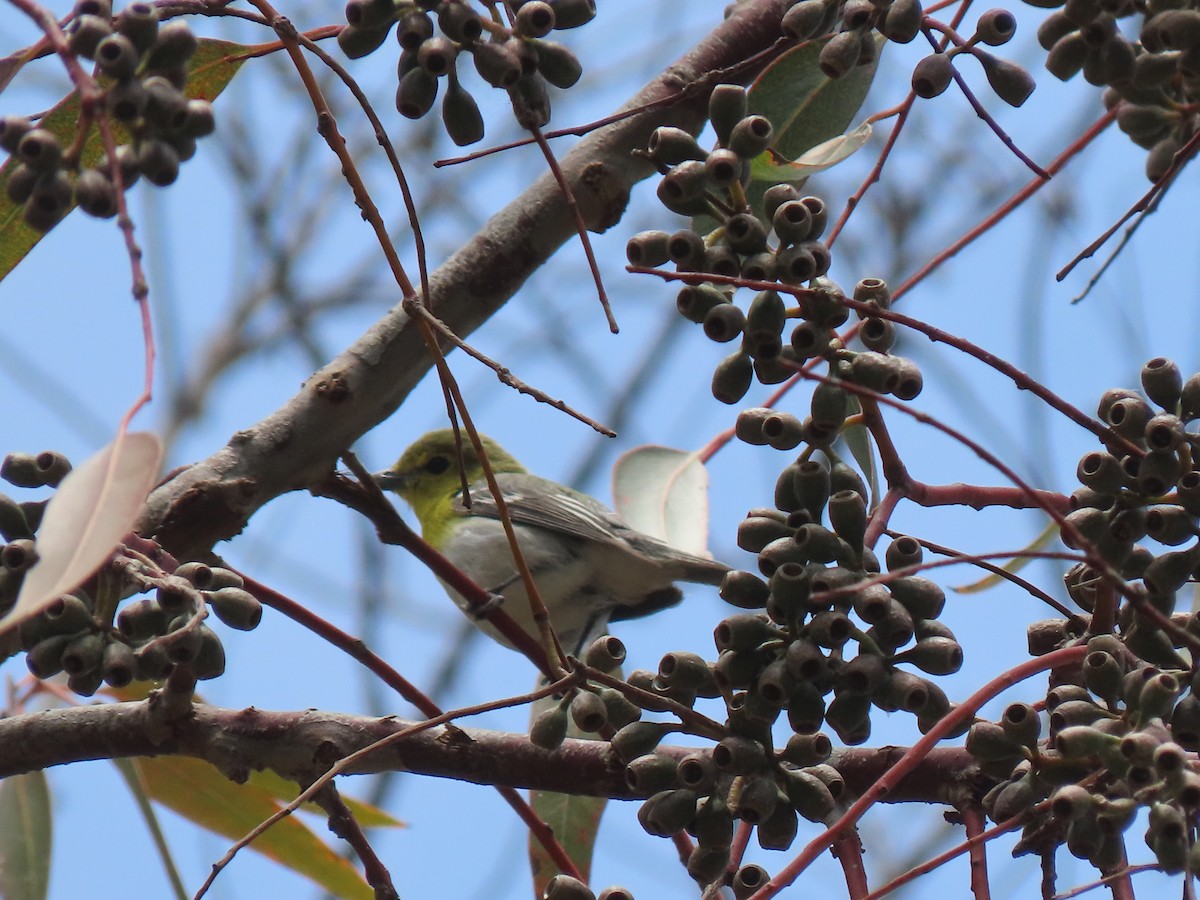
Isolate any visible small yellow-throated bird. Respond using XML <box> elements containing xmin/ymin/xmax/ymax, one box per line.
<box><xmin>376</xmin><ymin>429</ymin><xmax>730</xmax><ymax>654</ymax></box>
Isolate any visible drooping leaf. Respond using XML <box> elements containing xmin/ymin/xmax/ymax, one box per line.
<box><xmin>247</xmin><ymin>767</ymin><xmax>404</xmax><ymax>829</ymax></box>
<box><xmin>751</xmin><ymin>119</ymin><xmax>873</xmax><ymax>182</ymax></box>
<box><xmin>129</xmin><ymin>755</ymin><xmax>374</xmax><ymax>900</ymax></box>
<box><xmin>953</xmin><ymin>520</ymin><xmax>1058</xmax><ymax>593</ymax></box>
<box><xmin>839</xmin><ymin>403</ymin><xmax>879</xmax><ymax>510</ymax></box>
<box><xmin>528</xmin><ymin>693</ymin><xmax>606</xmax><ymax>895</ymax></box>
<box><xmin>0</xmin><ymin>431</ymin><xmax>163</xmax><ymax>634</ymax></box>
<box><xmin>611</xmin><ymin>445</ymin><xmax>713</xmax><ymax>557</ymax></box>
<box><xmin>0</xmin><ymin>770</ymin><xmax>52</xmax><ymax>900</ymax></box>
<box><xmin>0</xmin><ymin>38</ymin><xmax>253</xmax><ymax>282</ymax></box>
<box><xmin>112</xmin><ymin>759</ymin><xmax>189</xmax><ymax>900</ymax></box>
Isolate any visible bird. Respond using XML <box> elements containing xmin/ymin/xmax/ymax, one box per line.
<box><xmin>375</xmin><ymin>429</ymin><xmax>730</xmax><ymax>656</ymax></box>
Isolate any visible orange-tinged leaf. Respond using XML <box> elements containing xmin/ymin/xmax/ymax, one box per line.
<box><xmin>0</xmin><ymin>38</ymin><xmax>252</xmax><ymax>282</ymax></box>
<box><xmin>0</xmin><ymin>431</ymin><xmax>163</xmax><ymax>634</ymax></box>
<box><xmin>248</xmin><ymin>767</ymin><xmax>404</xmax><ymax>829</ymax></box>
<box><xmin>130</xmin><ymin>755</ymin><xmax>374</xmax><ymax>900</ymax></box>
<box><xmin>0</xmin><ymin>770</ymin><xmax>52</xmax><ymax>900</ymax></box>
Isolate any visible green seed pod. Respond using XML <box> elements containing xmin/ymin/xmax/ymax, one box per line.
<box><xmin>793</xmin><ymin>523</ymin><xmax>846</xmax><ymax>564</ymax></box>
<box><xmin>775</xmin><ymin>244</ymin><xmax>817</xmax><ymax>285</ymax></box>
<box><xmin>827</xmin><ymin>489</ymin><xmax>866</xmax><ymax>550</ymax></box>
<box><xmin>0</xmin><ymin>494</ymin><xmax>31</xmax><ymax>542</ymax></box>
<box><xmin>1036</xmin><ymin>11</ymin><xmax>1075</xmax><ymax>50</ymax></box>
<box><xmin>993</xmin><ymin>775</ymin><xmax>1038</xmax><ymax>822</ymax></box>
<box><xmin>16</xmin><ymin>130</ymin><xmax>62</xmax><ymax>175</ymax></box>
<box><xmin>772</xmin><ymin>199</ymin><xmax>814</xmax><ymax>246</ymax></box>
<box><xmin>686</xmin><ymin>843</ymin><xmax>729</xmax><ymax>885</ymax></box>
<box><xmin>735</xmin><ymin>407</ymin><xmax>774</xmax><ymax>446</ymax></box>
<box><xmin>806</xmin><ymin>609</ymin><xmax>853</xmax><ymax>648</ymax></box>
<box><xmin>1075</xmin><ymin>451</ymin><xmax>1123</xmax><ymax>493</ymax></box>
<box><xmin>733</xmin><ymin>773</ymin><xmax>780</xmax><ymax>824</ymax></box>
<box><xmin>890</xmin><ymin>356</ymin><xmax>924</xmax><ymax>400</ymax></box>
<box><xmin>781</xmin><ymin>732</ymin><xmax>832</xmax><ymax>767</ymax></box>
<box><xmin>784</xmin><ymin>683</ymin><xmax>826</xmax><ymax>734</ymax></box>
<box><xmin>62</xmin><ymin>632</ymin><xmax>104</xmax><ymax>676</ymax></box>
<box><xmin>396</xmin><ymin>66</ymin><xmax>439</xmax><ymax>118</ymax></box>
<box><xmin>999</xmin><ymin>701</ymin><xmax>1041</xmax><ymax>749</ymax></box>
<box><xmin>163</xmin><ymin>620</ymin><xmax>203</xmax><ymax>664</ymax></box>
<box><xmin>1145</xmin><ymin>413</ymin><xmax>1185</xmax><ymax>452</ymax></box>
<box><xmin>1171</xmin><ymin>695</ymin><xmax>1200</xmax><ymax>750</ymax></box>
<box><xmin>884</xmin><ymin>536</ymin><xmax>922</xmax><ymax>573</ymax></box>
<box><xmin>911</xmin><ymin>52</ymin><xmax>954</xmax><ymax>98</ymax></box>
<box><xmin>416</xmin><ymin>35</ymin><xmax>457</xmax><ymax>76</ymax></box>
<box><xmin>791</xmin><ymin>458</ymin><xmax>831</xmax><ymax>522</ymax></box>
<box><xmin>437</xmin><ymin>0</ymin><xmax>482</xmax><ymax>42</ymax></box>
<box><xmin>731</xmin><ymin>864</ymin><xmax>769</xmax><ymax>900</ymax></box>
<box><xmin>134</xmin><ymin>640</ymin><xmax>173</xmax><ymax>680</ymax></box>
<box><xmin>531</xmin><ymin>39</ymin><xmax>582</xmax><ymax>89</ymax></box>
<box><xmin>782</xmin><ymin>0</ymin><xmax>829</xmax><ymax>39</ymax></box>
<box><xmin>714</xmin><ymin>735</ymin><xmax>767</xmax><ymax>774</ymax></box>
<box><xmin>544</xmin><ymin>874</ymin><xmax>597</xmax><ymax>900</ymax></box>
<box><xmin>207</xmin><ymin>586</ymin><xmax>263</xmax><ymax>631</ymax></box>
<box><xmin>116</xmin><ymin>1</ymin><xmax>158</xmax><ymax>51</ymax></box>
<box><xmin>756</xmin><ymin>800</ymin><xmax>798</xmax><ymax>851</ymax></box>
<box><xmin>809</xmin><ymin>380</ymin><xmax>848</xmax><ymax>431</ymax></box>
<box><xmin>719</xmin><ymin>569</ymin><xmax>771</xmax><ymax>609</ymax></box>
<box><xmin>763</xmin><ymin>413</ymin><xmax>804</xmax><ymax>451</ymax></box>
<box><xmin>626</xmin><ymin>751</ymin><xmax>681</xmax><ymax>795</ymax></box>
<box><xmin>1049</xmin><ymin>784</ymin><xmax>1094</xmax><ymax>821</ymax></box>
<box><xmin>708</xmin><ymin>84</ymin><xmax>748</xmax><ymax>148</ymax></box>
<box><xmin>848</xmin><ymin>351</ymin><xmax>899</xmax><ymax>393</ymax></box>
<box><xmin>859</xmin><ymin>317</ymin><xmax>895</xmax><ymax>353</ymax></box>
<box><xmin>765</xmin><ymin>561</ymin><xmax>812</xmax><ymax>615</ymax></box>
<box><xmin>345</xmin><ymin>0</ymin><xmax>397</xmax><ymax>31</ymax></box>
<box><xmin>441</xmin><ymin>72</ymin><xmax>484</xmax><ymax>145</ymax></box>
<box><xmin>781</xmin><ymin>767</ymin><xmax>835</xmax><ymax>822</ymax></box>
<box><xmin>116</xmin><ymin>598</ymin><xmax>168</xmax><ymax>641</ymax></box>
<box><xmin>515</xmin><ymin>1</ymin><xmax>556</xmax><ymax>37</ymax></box>
<box><xmin>666</xmin><ymin>229</ymin><xmax>706</xmax><ymax>269</ymax></box>
<box><xmin>0</xmin><ymin>116</ymin><xmax>33</xmax><ymax>155</ymax></box>
<box><xmin>396</xmin><ymin>11</ymin><xmax>434</xmax><ymax>50</ymax></box>
<box><xmin>1045</xmin><ymin>31</ymin><xmax>1089</xmax><ymax>80</ymax></box>
<box><xmin>145</xmin><ymin>20</ymin><xmax>198</xmax><ymax>71</ymax></box>
<box><xmin>823</xmin><ymin>691</ymin><xmax>870</xmax><ymax>744</ymax></box>
<box><xmin>728</xmin><ymin>115</ymin><xmax>773</xmax><ymax>159</ymax></box>
<box><xmin>626</xmin><ymin>230</ymin><xmax>671</xmax><ymax>267</ymax></box>
<box><xmin>583</xmin><ymin>634</ymin><xmax>626</xmax><ymax>672</ymax></box>
<box><xmin>819</xmin><ymin>30</ymin><xmax>862</xmax><ymax>80</ymax></box>
<box><xmin>26</xmin><ymin>633</ymin><xmax>73</xmax><ymax>679</ymax></box>
<box><xmin>762</xmin><ymin>183</ymin><xmax>799</xmax><ymax>223</ymax></box>
<box><xmin>1143</xmin><ymin>544</ymin><xmax>1200</xmax><ymax>595</ymax></box>
<box><xmin>69</xmin><ymin>13</ymin><xmax>113</xmax><ymax>58</ymax></box>
<box><xmin>702</xmin><ymin>302</ymin><xmax>744</xmax><ymax>344</ymax></box>
<box><xmin>1147</xmin><ymin>134</ymin><xmax>1183</xmax><ymax>183</ymax></box>
<box><xmin>657</xmin><ymin>650</ymin><xmax>715</xmax><ymax>693</ymax></box>
<box><xmin>647</xmin><ymin>127</ymin><xmax>706</xmax><ymax>165</ymax></box>
<box><xmin>878</xmin><ymin>668</ymin><xmax>928</xmax><ymax>713</ymax></box>
<box><xmin>1049</xmin><ymin>699</ymin><xmax>1109</xmax><ymax>733</ymax></box>
<box><xmin>974</xmin><ymin>8</ymin><xmax>1017</xmax><ymax>46</ymax></box>
<box><xmin>691</xmin><ymin>792</ymin><xmax>733</xmax><ymax>850</ymax></box>
<box><xmin>548</xmin><ymin>0</ymin><xmax>595</xmax><ymax>28</ymax></box>
<box><xmin>107</xmin><ymin>77</ymin><xmax>148</xmax><ymax>123</ymax></box>
<box><xmin>675</xmin><ymin>751</ymin><xmax>716</xmax><ymax>793</ymax></box>
<box><xmin>738</xmin><ymin>252</ymin><xmax>775</xmax><ymax>284</ymax></box>
<box><xmin>336</xmin><ymin>19</ymin><xmax>391</xmax><ymax>57</ymax></box>
<box><xmin>5</xmin><ymin>164</ymin><xmax>37</xmax><ymax>206</ymax></box>
<box><xmin>569</xmin><ymin>689</ymin><xmax>608</xmax><ymax>733</ymax></box>
<box><xmin>136</xmin><ymin>138</ymin><xmax>180</xmax><ymax>187</ymax></box>
<box><xmin>1134</xmin><ymin>671</ymin><xmax>1181</xmax><ymax>724</ymax></box>
<box><xmin>1145</xmin><ymin>505</ymin><xmax>1195</xmax><ymax>545</ymax></box>
<box><xmin>95</xmin><ymin>32</ymin><xmax>140</xmax><ymax>79</ymax></box>
<box><xmin>101</xmin><ymin>640</ymin><xmax>137</xmax><ymax>687</ymax></box>
<box><xmin>611</xmin><ymin>721</ymin><xmax>674</xmax><ymax>763</ymax></box>
<box><xmin>965</xmin><ymin>720</ymin><xmax>1022</xmax><ymax>762</ymax></box>
<box><xmin>881</xmin><ymin>0</ymin><xmax>923</xmax><ymax>42</ymax></box>
<box><xmin>836</xmin><ymin>651</ymin><xmax>886</xmax><ymax>697</ymax></box>
<box><xmin>704</xmin><ymin>244</ymin><xmax>741</xmax><ymax>279</ymax></box>
<box><xmin>712</xmin><ymin>350</ymin><xmax>753</xmax><ymax>404</ymax></box>
<box><xmin>1</xmin><ymin>539</ymin><xmax>37</xmax><ymax>574</ymax></box>
<box><xmin>1082</xmin><ymin>649</ymin><xmax>1123</xmax><ymax>702</ymax></box>
<box><xmin>1148</xmin><ymin>801</ymin><xmax>1188</xmax><ymax>872</ymax></box>
<box><xmin>724</xmin><ymin>213</ymin><xmax>768</xmax><ymax>255</ymax></box>
<box><xmin>471</xmin><ymin>41</ymin><xmax>520</xmax><ymax>88</ymax></box>
<box><xmin>789</xmin><ymin>322</ymin><xmax>835</xmax><ymax>359</ymax></box>
<box><xmin>895</xmin><ymin>636</ymin><xmax>962</xmax><ymax>675</ymax></box>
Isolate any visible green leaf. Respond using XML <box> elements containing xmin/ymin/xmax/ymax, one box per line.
<box><xmin>839</xmin><ymin>403</ymin><xmax>879</xmax><ymax>510</ymax></box>
<box><xmin>527</xmin><ymin>693</ymin><xmax>607</xmax><ymax>895</ymax></box>
<box><xmin>751</xmin><ymin>119</ymin><xmax>872</xmax><ymax>183</ymax></box>
<box><xmin>246</xmin><ymin>767</ymin><xmax>405</xmax><ymax>830</ymax></box>
<box><xmin>112</xmin><ymin>759</ymin><xmax>189</xmax><ymax>900</ymax></box>
<box><xmin>0</xmin><ymin>770</ymin><xmax>52</xmax><ymax>900</ymax></box>
<box><xmin>129</xmin><ymin>756</ymin><xmax>374</xmax><ymax>900</ymax></box>
<box><xmin>0</xmin><ymin>38</ymin><xmax>252</xmax><ymax>283</ymax></box>
<box><xmin>953</xmin><ymin>520</ymin><xmax>1058</xmax><ymax>593</ymax></box>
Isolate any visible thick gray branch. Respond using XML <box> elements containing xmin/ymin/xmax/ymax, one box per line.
<box><xmin>141</xmin><ymin>0</ymin><xmax>790</xmax><ymax>558</ymax></box>
<box><xmin>0</xmin><ymin>699</ymin><xmax>982</xmax><ymax>806</ymax></box>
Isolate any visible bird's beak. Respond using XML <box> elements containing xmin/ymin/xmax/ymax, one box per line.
<box><xmin>373</xmin><ymin>470</ymin><xmax>405</xmax><ymax>492</ymax></box>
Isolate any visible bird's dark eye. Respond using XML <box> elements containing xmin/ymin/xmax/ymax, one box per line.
<box><xmin>424</xmin><ymin>455</ymin><xmax>450</xmax><ymax>475</ymax></box>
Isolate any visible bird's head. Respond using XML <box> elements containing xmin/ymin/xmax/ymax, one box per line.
<box><xmin>375</xmin><ymin>429</ymin><xmax>525</xmax><ymax>508</ymax></box>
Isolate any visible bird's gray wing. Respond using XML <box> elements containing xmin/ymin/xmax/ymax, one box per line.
<box><xmin>458</xmin><ymin>473</ymin><xmax>632</xmax><ymax>545</ymax></box>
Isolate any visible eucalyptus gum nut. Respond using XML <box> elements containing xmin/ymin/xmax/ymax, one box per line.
<box><xmin>397</xmin><ymin>11</ymin><xmax>433</xmax><ymax>50</ymax></box>
<box><xmin>884</xmin><ymin>535</ymin><xmax>922</xmax><ymax>572</ymax></box>
<box><xmin>611</xmin><ymin>721</ymin><xmax>674</xmax><ymax>763</ymax></box>
<box><xmin>1037</xmin><ymin>11</ymin><xmax>1076</xmax><ymax>50</ymax></box>
<box><xmin>975</xmin><ymin>51</ymin><xmax>1036</xmax><ymax>107</ymax></box>
<box><xmin>1076</xmin><ymin>451</ymin><xmax>1123</xmax><ymax>493</ymax></box>
<box><xmin>1145</xmin><ymin>505</ymin><xmax>1196</xmax><ymax>545</ymax></box>
<box><xmin>744</xmin><ymin>290</ymin><xmax>784</xmax><ymax>339</ymax></box>
<box><xmin>756</xmin><ymin>801</ymin><xmax>798</xmax><ymax>851</ymax></box>
<box><xmin>5</xmin><ymin>165</ymin><xmax>37</xmax><ymax>205</ymax></box>
<box><xmin>569</xmin><ymin>689</ymin><xmax>608</xmax><ymax>732</ymax></box>
<box><xmin>890</xmin><ymin>357</ymin><xmax>924</xmax><ymax>400</ymax></box>
<box><xmin>825</xmin><ymin>691</ymin><xmax>871</xmax><ymax>743</ymax></box>
<box><xmin>775</xmin><ymin>244</ymin><xmax>817</xmax><ymax>284</ymax></box>
<box><xmin>770</xmin><ymin>200</ymin><xmax>812</xmax><ymax>245</ymax></box>
<box><xmin>731</xmin><ymin>864</ymin><xmax>769</xmax><ymax>900</ymax></box>
<box><xmin>545</xmin><ymin>875</ymin><xmax>598</xmax><ymax>900</ymax></box>
<box><xmin>704</xmin><ymin>245</ymin><xmax>741</xmax><ymax>279</ymax></box>
<box><xmin>818</xmin><ymin>29</ymin><xmax>862</xmax><ymax>79</ymax></box>
<box><xmin>137</xmin><ymin>139</ymin><xmax>181</xmax><ymax>187</ymax></box>
<box><xmin>100</xmin><ymin>639</ymin><xmax>137</xmax><ymax>688</ymax></box>
<box><xmin>704</xmin><ymin>149</ymin><xmax>743</xmax><ymax>188</ymax></box>
<box><xmin>692</xmin><ymin>793</ymin><xmax>734</xmax><ymax>849</ymax></box>
<box><xmin>763</xmin><ymin>413</ymin><xmax>804</xmax><ymax>451</ymax></box>
<box><xmin>806</xmin><ymin>609</ymin><xmax>853</xmax><ymax>648</ymax></box>
<box><xmin>714</xmin><ymin>735</ymin><xmax>768</xmax><ymax>775</ymax></box>
<box><xmin>896</xmin><ymin>636</ymin><xmax>963</xmax><ymax>675</ymax></box>
<box><xmin>737</xmin><ymin>514</ymin><xmax>792</xmax><ymax>551</ymax></box>
<box><xmin>1145</xmin><ymin>413</ymin><xmax>1184</xmax><ymax>451</ymax></box>
<box><xmin>23</xmin><ymin>172</ymin><xmax>70</xmax><ymax>231</ymax></box>
<box><xmin>95</xmin><ymin>33</ymin><xmax>140</xmax><ymax>79</ymax></box>
<box><xmin>794</xmin><ymin>524</ymin><xmax>847</xmax><ymax>564</ymax></box>
<box><xmin>69</xmin><ymin>13</ymin><xmax>113</xmax><ymax>58</ymax></box>
<box><xmin>728</xmin><ymin>115</ymin><xmax>773</xmax><ymax>159</ymax></box>
<box><xmin>548</xmin><ymin>0</ymin><xmax>595</xmax><ymax>28</ymax></box>
<box><xmin>802</xmin><ymin>241</ymin><xmax>832</xmax><ymax>278</ymax></box>
<box><xmin>785</xmin><ymin>638</ymin><xmax>829</xmax><ymax>682</ymax></box>
<box><xmin>714</xmin><ymin>610</ymin><xmax>780</xmax><ymax>653</ymax></box>
<box><xmin>740</xmin><ymin>252</ymin><xmax>776</xmax><ymax>283</ymax></box>
<box><xmin>62</xmin><ymin>632</ymin><xmax>104</xmax><ymax>676</ymax></box>
<box><xmin>26</xmin><ymin>634</ymin><xmax>72</xmax><ymax>678</ymax></box>
<box><xmin>724</xmin><ymin>213</ymin><xmax>768</xmax><ymax>255</ymax></box>
<box><xmin>965</xmin><ymin>721</ymin><xmax>1022</xmax><ymax>761</ymax></box>
<box><xmin>712</xmin><ymin>350</ymin><xmax>753</xmax><ymax>404</ymax></box>
<box><xmin>973</xmin><ymin>8</ymin><xmax>1017</xmax><ymax>46</ymax></box>
<box><xmin>827</xmin><ymin>489</ymin><xmax>867</xmax><ymax>549</ymax></box>
<box><xmin>1046</xmin><ymin>31</ymin><xmax>1088</xmax><ymax>79</ymax></box>
<box><xmin>1119</xmin><ymin>104</ymin><xmax>1176</xmax><ymax>144</ymax></box>
<box><xmin>514</xmin><ymin>0</ymin><xmax>555</xmax><ymax>37</ymax></box>
<box><xmin>415</xmin><ymin>36</ymin><xmax>456</xmax><ymax>76</ymax></box>
<box><xmin>1137</xmin><ymin>450</ymin><xmax>1184</xmax><ymax>496</ymax></box>
<box><xmin>992</xmin><ymin>777</ymin><xmax>1038</xmax><ymax>822</ymax></box>
<box><xmin>1</xmin><ymin>539</ymin><xmax>37</xmax><ymax>573</ymax></box>
<box><xmin>785</xmin><ymin>682</ymin><xmax>826</xmax><ymax>733</ymax></box>
<box><xmin>782</xmin><ymin>732</ymin><xmax>832</xmax><ymax>767</ymax></box>
<box><xmin>666</xmin><ymin>229</ymin><xmax>706</xmax><ymax>269</ymax></box>
<box><xmin>531</xmin><ymin>39</ymin><xmax>582</xmax><ymax>89</ymax></box>
<box><xmin>849</xmin><ymin>584</ymin><xmax>894</xmax><ymax>625</ymax></box>
<box><xmin>911</xmin><ymin>52</ymin><xmax>954</xmax><ymax>97</ymax></box>
<box><xmin>1083</xmin><ymin>650</ymin><xmax>1124</xmax><ymax>701</ymax></box>
<box><xmin>15</xmin><ymin>130</ymin><xmax>62</xmax><ymax>175</ymax></box>
<box><xmin>836</xmin><ymin>651</ymin><xmax>886</xmax><ymax>696</ymax></box>
<box><xmin>657</xmin><ymin>651</ymin><xmax>714</xmax><ymax>694</ymax></box>
<box><xmin>1177</xmin><ymin>471</ymin><xmax>1200</xmax><ymax>515</ymax></box>
<box><xmin>687</xmin><ymin>844</ymin><xmax>730</xmax><ymax>885</ymax></box>
<box><xmin>625</xmin><ymin>230</ymin><xmax>671</xmax><ymax>268</ymax></box>
<box><xmin>762</xmin><ymin>183</ymin><xmax>799</xmax><ymax>224</ymax></box>
<box><xmin>858</xmin><ymin>317</ymin><xmax>895</xmax><ymax>353</ymax></box>
<box><xmin>0</xmin><ymin>116</ymin><xmax>32</xmax><ymax>155</ymax></box>
<box><xmin>809</xmin><ymin>380</ymin><xmax>848</xmax><ymax>431</ymax></box>
<box><xmin>708</xmin><ymin>84</ymin><xmax>748</xmax><ymax>146</ymax></box>
<box><xmin>880</xmin><ymin>0</ymin><xmax>922</xmax><ymax>43</ymax></box>
<box><xmin>788</xmin><ymin>322</ymin><xmax>832</xmax><ymax>359</ymax></box>
<box><xmin>107</xmin><ymin>77</ymin><xmax>148</xmax><ymax>123</ymax></box>
<box><xmin>782</xmin><ymin>0</ymin><xmax>828</xmax><ymax>39</ymax></box>
<box><xmin>998</xmin><ymin>702</ymin><xmax>1041</xmax><ymax>749</ymax></box>
<box><xmin>755</xmin><ymin>659</ymin><xmax>796</xmax><ymax>707</ymax></box>
<box><xmin>648</xmin><ymin>127</ymin><xmax>706</xmax><ymax>165</ymax></box>
<box><xmin>135</xmin><ymin>641</ymin><xmax>173</xmax><ymax>680</ymax></box>
<box><xmin>1171</xmin><ymin>695</ymin><xmax>1200</xmax><ymax>749</ymax></box>
<box><xmin>1133</xmin><ymin>50</ymin><xmax>1181</xmax><ymax>88</ymax></box>
<box><xmin>625</xmin><ymin>751</ymin><xmax>682</xmax><ymax>794</ymax></box>
<box><xmin>702</xmin><ymin>303</ymin><xmax>745</xmax><ymax>344</ymax></box>
<box><xmin>507</xmin><ymin>72</ymin><xmax>551</xmax><ymax>128</ymax></box>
